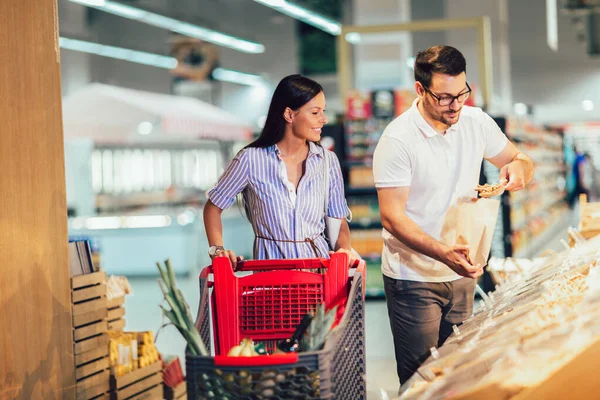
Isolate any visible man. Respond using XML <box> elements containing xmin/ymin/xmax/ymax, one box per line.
<box><xmin>372</xmin><ymin>45</ymin><xmax>535</xmax><ymax>385</ymax></box>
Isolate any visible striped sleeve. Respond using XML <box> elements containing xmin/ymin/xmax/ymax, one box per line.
<box><xmin>207</xmin><ymin>149</ymin><xmax>250</xmax><ymax>210</ymax></box>
<box><xmin>327</xmin><ymin>150</ymin><xmax>351</xmax><ymax>219</ymax></box>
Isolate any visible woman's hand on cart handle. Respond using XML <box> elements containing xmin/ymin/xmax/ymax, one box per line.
<box><xmin>329</xmin><ymin>248</ymin><xmax>358</xmax><ymax>268</ymax></box>
<box><xmin>215</xmin><ymin>249</ymin><xmax>244</xmax><ymax>269</ymax></box>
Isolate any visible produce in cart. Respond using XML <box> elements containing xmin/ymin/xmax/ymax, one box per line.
<box><xmin>156</xmin><ymin>258</ymin><xmax>209</xmax><ymax>356</ymax></box>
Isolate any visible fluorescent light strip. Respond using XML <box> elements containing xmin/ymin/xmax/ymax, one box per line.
<box><xmin>70</xmin><ymin>0</ymin><xmax>265</xmax><ymax>54</ymax></box>
<box><xmin>546</xmin><ymin>0</ymin><xmax>558</xmax><ymax>52</ymax></box>
<box><xmin>253</xmin><ymin>0</ymin><xmax>341</xmax><ymax>35</ymax></box>
<box><xmin>212</xmin><ymin>68</ymin><xmax>263</xmax><ymax>86</ymax></box>
<box><xmin>60</xmin><ymin>37</ymin><xmax>178</xmax><ymax>69</ymax></box>
<box><xmin>72</xmin><ymin>215</ymin><xmax>172</xmax><ymax>230</ymax></box>
<box><xmin>59</xmin><ymin>37</ymin><xmax>264</xmax><ymax>86</ymax></box>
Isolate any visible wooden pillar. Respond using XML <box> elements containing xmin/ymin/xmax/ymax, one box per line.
<box><xmin>0</xmin><ymin>1</ymin><xmax>75</xmax><ymax>399</ymax></box>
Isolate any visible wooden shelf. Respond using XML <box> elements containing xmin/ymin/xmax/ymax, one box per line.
<box><xmin>108</xmin><ymin>306</ymin><xmax>126</xmax><ymax>322</ymax></box>
<box><xmin>71</xmin><ymin>269</ymin><xmax>111</xmax><ymax>400</ymax></box>
<box><xmin>108</xmin><ymin>319</ymin><xmax>126</xmax><ymax>331</ymax></box>
<box><xmin>110</xmin><ymin>361</ymin><xmax>163</xmax><ymax>400</ymax></box>
<box><xmin>164</xmin><ymin>382</ymin><xmax>187</xmax><ymax>400</ymax></box>
<box><xmin>107</xmin><ymin>296</ymin><xmax>125</xmax><ymax>309</ymax></box>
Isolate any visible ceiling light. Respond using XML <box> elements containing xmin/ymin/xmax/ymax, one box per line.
<box><xmin>345</xmin><ymin>32</ymin><xmax>361</xmax><ymax>44</ymax></box>
<box><xmin>583</xmin><ymin>100</ymin><xmax>594</xmax><ymax>111</ymax></box>
<box><xmin>59</xmin><ymin>37</ymin><xmax>264</xmax><ymax>87</ymax></box>
<box><xmin>546</xmin><ymin>0</ymin><xmax>558</xmax><ymax>52</ymax></box>
<box><xmin>137</xmin><ymin>121</ymin><xmax>153</xmax><ymax>135</ymax></box>
<box><xmin>212</xmin><ymin>68</ymin><xmax>264</xmax><ymax>86</ymax></box>
<box><xmin>513</xmin><ymin>103</ymin><xmax>528</xmax><ymax>115</ymax></box>
<box><xmin>85</xmin><ymin>216</ymin><xmax>122</xmax><ymax>230</ymax></box>
<box><xmin>257</xmin><ymin>0</ymin><xmax>286</xmax><ymax>6</ymax></box>
<box><xmin>69</xmin><ymin>0</ymin><xmax>265</xmax><ymax>54</ymax></box>
<box><xmin>123</xmin><ymin>215</ymin><xmax>171</xmax><ymax>228</ymax></box>
<box><xmin>73</xmin><ymin>0</ymin><xmax>105</xmax><ymax>5</ymax></box>
<box><xmin>253</xmin><ymin>0</ymin><xmax>341</xmax><ymax>35</ymax></box>
<box><xmin>60</xmin><ymin>37</ymin><xmax>178</xmax><ymax>69</ymax></box>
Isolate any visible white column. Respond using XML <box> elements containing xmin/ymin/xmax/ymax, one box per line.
<box><xmin>58</xmin><ymin>1</ymin><xmax>91</xmax><ymax>96</ymax></box>
<box><xmin>352</xmin><ymin>0</ymin><xmax>413</xmax><ymax>90</ymax></box>
<box><xmin>445</xmin><ymin>0</ymin><xmax>513</xmax><ymax>114</ymax></box>
<box><xmin>64</xmin><ymin>139</ymin><xmax>96</xmax><ymax>217</ymax></box>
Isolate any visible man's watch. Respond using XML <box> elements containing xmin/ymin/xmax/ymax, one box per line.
<box><xmin>208</xmin><ymin>245</ymin><xmax>225</xmax><ymax>258</ymax></box>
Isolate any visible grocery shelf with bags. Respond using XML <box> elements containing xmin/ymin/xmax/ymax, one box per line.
<box><xmin>186</xmin><ymin>253</ymin><xmax>367</xmax><ymax>399</ymax></box>
<box><xmin>398</xmin><ymin>233</ymin><xmax>600</xmax><ymax>400</ymax></box>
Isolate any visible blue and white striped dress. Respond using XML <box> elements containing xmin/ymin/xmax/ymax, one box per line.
<box><xmin>207</xmin><ymin>141</ymin><xmax>350</xmax><ymax>259</ymax></box>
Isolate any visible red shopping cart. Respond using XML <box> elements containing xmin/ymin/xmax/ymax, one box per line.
<box><xmin>188</xmin><ymin>252</ymin><xmax>367</xmax><ymax>399</ymax></box>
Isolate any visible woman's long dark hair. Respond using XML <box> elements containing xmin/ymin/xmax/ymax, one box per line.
<box><xmin>246</xmin><ymin>74</ymin><xmax>324</xmax><ymax>149</ymax></box>
<box><xmin>237</xmin><ymin>74</ymin><xmax>324</xmax><ymax>220</ymax></box>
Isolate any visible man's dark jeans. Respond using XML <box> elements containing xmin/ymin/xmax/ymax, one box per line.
<box><xmin>383</xmin><ymin>276</ymin><xmax>476</xmax><ymax>385</ymax></box>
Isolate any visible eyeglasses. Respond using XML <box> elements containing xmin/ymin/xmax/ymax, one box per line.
<box><xmin>423</xmin><ymin>82</ymin><xmax>472</xmax><ymax>106</ymax></box>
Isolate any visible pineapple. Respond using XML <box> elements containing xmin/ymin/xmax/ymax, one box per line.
<box><xmin>301</xmin><ymin>304</ymin><xmax>338</xmax><ymax>352</ymax></box>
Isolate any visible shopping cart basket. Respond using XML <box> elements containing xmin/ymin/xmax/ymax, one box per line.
<box><xmin>187</xmin><ymin>252</ymin><xmax>366</xmax><ymax>399</ymax></box>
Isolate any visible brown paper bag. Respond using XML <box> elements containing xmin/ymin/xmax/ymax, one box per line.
<box><xmin>454</xmin><ymin>198</ymin><xmax>500</xmax><ymax>267</ymax></box>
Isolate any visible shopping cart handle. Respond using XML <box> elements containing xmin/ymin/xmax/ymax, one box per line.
<box><xmin>214</xmin><ymin>353</ymin><xmax>299</xmax><ymax>367</ymax></box>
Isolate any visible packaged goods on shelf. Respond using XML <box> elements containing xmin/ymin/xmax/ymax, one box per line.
<box><xmin>347</xmin><ymin>197</ymin><xmax>380</xmax><ymax>223</ymax></box>
<box><xmin>503</xmin><ymin>117</ymin><xmax>568</xmax><ymax>258</ymax></box>
<box><xmin>350</xmin><ymin>229</ymin><xmax>384</xmax><ymax>258</ymax></box>
<box><xmin>163</xmin><ymin>355</ymin><xmax>186</xmax><ymax>400</ymax></box>
<box><xmin>106</xmin><ymin>275</ymin><xmax>132</xmax><ymax>300</ymax></box>
<box><xmin>108</xmin><ymin>331</ymin><xmax>159</xmax><ymax>376</ymax></box>
<box><xmin>349</xmin><ymin>164</ymin><xmax>375</xmax><ymax>188</ymax></box>
<box><xmin>487</xmin><ymin>256</ymin><xmax>548</xmax><ymax>285</ymax></box>
<box><xmin>398</xmin><ymin>235</ymin><xmax>600</xmax><ymax>400</ymax></box>
<box><xmin>577</xmin><ymin>194</ymin><xmax>600</xmax><ymax>240</ymax></box>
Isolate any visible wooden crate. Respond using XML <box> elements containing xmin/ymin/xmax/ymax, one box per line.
<box><xmin>72</xmin><ymin>270</ymin><xmax>111</xmax><ymax>400</ymax></box>
<box><xmin>164</xmin><ymin>382</ymin><xmax>187</xmax><ymax>400</ymax></box>
<box><xmin>579</xmin><ymin>194</ymin><xmax>600</xmax><ymax>233</ymax></box>
<box><xmin>110</xmin><ymin>361</ymin><xmax>163</xmax><ymax>400</ymax></box>
<box><xmin>107</xmin><ymin>296</ymin><xmax>125</xmax><ymax>309</ymax></box>
<box><xmin>107</xmin><ymin>296</ymin><xmax>126</xmax><ymax>332</ymax></box>
<box><xmin>72</xmin><ymin>271</ymin><xmax>108</xmax><ymax>329</ymax></box>
<box><xmin>108</xmin><ymin>318</ymin><xmax>126</xmax><ymax>331</ymax></box>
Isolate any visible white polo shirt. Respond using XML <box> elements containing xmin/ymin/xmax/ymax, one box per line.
<box><xmin>372</xmin><ymin>99</ymin><xmax>508</xmax><ymax>282</ymax></box>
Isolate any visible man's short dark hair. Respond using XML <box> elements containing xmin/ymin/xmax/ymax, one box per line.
<box><xmin>414</xmin><ymin>46</ymin><xmax>466</xmax><ymax>88</ymax></box>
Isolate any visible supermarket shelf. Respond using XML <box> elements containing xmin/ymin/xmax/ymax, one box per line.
<box><xmin>511</xmin><ymin>192</ymin><xmax>566</xmax><ymax>212</ymax></box>
<box><xmin>346</xmin><ymin>187</ymin><xmax>378</xmax><ymax>196</ymax></box>
<box><xmin>512</xmin><ymin>197</ymin><xmax>567</xmax><ymax>231</ymax></box>
<box><xmin>361</xmin><ymin>254</ymin><xmax>382</xmax><ymax>263</ymax></box>
<box><xmin>513</xmin><ymin>211</ymin><xmax>573</xmax><ymax>259</ymax></box>
<box><xmin>365</xmin><ymin>259</ymin><xmax>385</xmax><ymax>299</ymax></box>
<box><xmin>349</xmin><ymin>220</ymin><xmax>383</xmax><ymax>230</ymax></box>
<box><xmin>345</xmin><ymin>160</ymin><xmax>373</xmax><ymax>167</ymax></box>
<box><xmin>365</xmin><ymin>288</ymin><xmax>385</xmax><ymax>299</ymax></box>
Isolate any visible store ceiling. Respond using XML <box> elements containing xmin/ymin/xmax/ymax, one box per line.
<box><xmin>116</xmin><ymin>0</ymin><xmax>284</xmax><ymax>38</ymax></box>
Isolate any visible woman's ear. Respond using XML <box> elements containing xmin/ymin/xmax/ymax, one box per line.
<box><xmin>283</xmin><ymin>107</ymin><xmax>293</xmax><ymax>124</ymax></box>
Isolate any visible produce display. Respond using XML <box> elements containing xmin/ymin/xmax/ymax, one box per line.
<box><xmin>108</xmin><ymin>330</ymin><xmax>160</xmax><ymax>376</ymax></box>
<box><xmin>398</xmin><ymin>235</ymin><xmax>600</xmax><ymax>400</ymax></box>
<box><xmin>106</xmin><ymin>275</ymin><xmax>132</xmax><ymax>300</ymax></box>
<box><xmin>157</xmin><ymin>259</ymin><xmax>209</xmax><ymax>356</ymax></box>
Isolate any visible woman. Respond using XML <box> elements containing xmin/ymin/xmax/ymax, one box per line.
<box><xmin>203</xmin><ymin>74</ymin><xmax>355</xmax><ymax>267</ymax></box>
